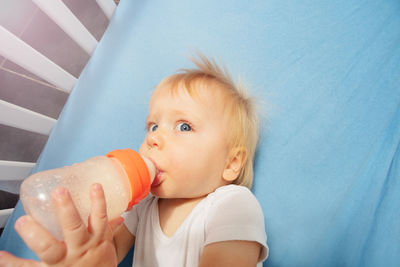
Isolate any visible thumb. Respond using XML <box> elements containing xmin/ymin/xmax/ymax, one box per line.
<box><xmin>0</xmin><ymin>251</ymin><xmax>44</xmax><ymax>267</ymax></box>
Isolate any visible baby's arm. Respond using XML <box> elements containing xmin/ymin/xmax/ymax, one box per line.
<box><xmin>113</xmin><ymin>223</ymin><xmax>135</xmax><ymax>263</ymax></box>
<box><xmin>0</xmin><ymin>184</ymin><xmax>133</xmax><ymax>266</ymax></box>
<box><xmin>199</xmin><ymin>240</ymin><xmax>261</xmax><ymax>267</ymax></box>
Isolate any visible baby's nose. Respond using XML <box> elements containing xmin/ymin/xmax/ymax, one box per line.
<box><xmin>147</xmin><ymin>131</ymin><xmax>163</xmax><ymax>149</ymax></box>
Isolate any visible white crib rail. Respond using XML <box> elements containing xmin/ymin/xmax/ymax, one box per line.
<box><xmin>0</xmin><ymin>0</ymin><xmax>116</xmax><ymax>228</ymax></box>
<box><xmin>0</xmin><ymin>161</ymin><xmax>35</xmax><ymax>182</ymax></box>
<box><xmin>0</xmin><ymin>26</ymin><xmax>77</xmax><ymax>93</ymax></box>
<box><xmin>32</xmin><ymin>0</ymin><xmax>98</xmax><ymax>55</ymax></box>
<box><xmin>0</xmin><ymin>209</ymin><xmax>14</xmax><ymax>230</ymax></box>
<box><xmin>0</xmin><ymin>100</ymin><xmax>56</xmax><ymax>135</ymax></box>
<box><xmin>96</xmin><ymin>0</ymin><xmax>117</xmax><ymax>20</ymax></box>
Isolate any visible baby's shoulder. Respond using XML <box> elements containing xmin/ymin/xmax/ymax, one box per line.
<box><xmin>202</xmin><ymin>185</ymin><xmax>265</xmax><ymax>234</ymax></box>
<box><xmin>204</xmin><ymin>185</ymin><xmax>261</xmax><ymax>212</ymax></box>
<box><xmin>207</xmin><ymin>184</ymin><xmax>257</xmax><ymax>201</ymax></box>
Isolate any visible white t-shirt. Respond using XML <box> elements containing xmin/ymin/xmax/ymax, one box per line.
<box><xmin>123</xmin><ymin>184</ymin><xmax>268</xmax><ymax>267</ymax></box>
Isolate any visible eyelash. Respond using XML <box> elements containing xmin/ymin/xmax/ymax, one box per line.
<box><xmin>146</xmin><ymin>120</ymin><xmax>194</xmax><ymax>132</ymax></box>
<box><xmin>148</xmin><ymin>123</ymin><xmax>158</xmax><ymax>132</ymax></box>
<box><xmin>176</xmin><ymin>121</ymin><xmax>193</xmax><ymax>132</ymax></box>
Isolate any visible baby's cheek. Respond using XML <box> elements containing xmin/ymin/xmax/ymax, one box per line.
<box><xmin>170</xmin><ymin>152</ymin><xmax>196</xmax><ymax>174</ymax></box>
<box><xmin>138</xmin><ymin>142</ymin><xmax>147</xmax><ymax>154</ymax></box>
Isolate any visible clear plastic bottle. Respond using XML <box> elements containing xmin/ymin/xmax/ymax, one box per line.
<box><xmin>20</xmin><ymin>149</ymin><xmax>155</xmax><ymax>240</ymax></box>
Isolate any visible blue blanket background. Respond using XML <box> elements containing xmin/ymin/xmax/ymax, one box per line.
<box><xmin>1</xmin><ymin>0</ymin><xmax>399</xmax><ymax>266</ymax></box>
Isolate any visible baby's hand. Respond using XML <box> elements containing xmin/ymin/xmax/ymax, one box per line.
<box><xmin>0</xmin><ymin>183</ymin><xmax>123</xmax><ymax>267</ymax></box>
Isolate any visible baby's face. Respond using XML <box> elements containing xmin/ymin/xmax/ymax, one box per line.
<box><xmin>139</xmin><ymin>82</ymin><xmax>231</xmax><ymax>199</ymax></box>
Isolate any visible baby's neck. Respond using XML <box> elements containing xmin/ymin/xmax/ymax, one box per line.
<box><xmin>158</xmin><ymin>196</ymin><xmax>206</xmax><ymax>237</ymax></box>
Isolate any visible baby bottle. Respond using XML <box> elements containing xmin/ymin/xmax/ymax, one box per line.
<box><xmin>20</xmin><ymin>149</ymin><xmax>155</xmax><ymax>240</ymax></box>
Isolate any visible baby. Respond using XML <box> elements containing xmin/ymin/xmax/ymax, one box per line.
<box><xmin>0</xmin><ymin>55</ymin><xmax>268</xmax><ymax>266</ymax></box>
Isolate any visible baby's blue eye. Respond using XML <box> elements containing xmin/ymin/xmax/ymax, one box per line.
<box><xmin>149</xmin><ymin>124</ymin><xmax>158</xmax><ymax>132</ymax></box>
<box><xmin>177</xmin><ymin>122</ymin><xmax>192</xmax><ymax>132</ymax></box>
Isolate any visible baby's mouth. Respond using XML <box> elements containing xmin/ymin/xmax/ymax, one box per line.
<box><xmin>151</xmin><ymin>169</ymin><xmax>163</xmax><ymax>187</ymax></box>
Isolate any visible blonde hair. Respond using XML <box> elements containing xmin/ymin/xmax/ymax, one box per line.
<box><xmin>160</xmin><ymin>54</ymin><xmax>259</xmax><ymax>189</ymax></box>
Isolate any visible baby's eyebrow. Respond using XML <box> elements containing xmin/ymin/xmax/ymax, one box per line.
<box><xmin>170</xmin><ymin>109</ymin><xmax>201</xmax><ymax>122</ymax></box>
<box><xmin>144</xmin><ymin>117</ymin><xmax>153</xmax><ymax>129</ymax></box>
<box><xmin>145</xmin><ymin>118</ymin><xmax>154</xmax><ymax>126</ymax></box>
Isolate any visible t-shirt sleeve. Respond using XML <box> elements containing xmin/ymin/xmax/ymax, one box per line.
<box><xmin>204</xmin><ymin>186</ymin><xmax>269</xmax><ymax>262</ymax></box>
<box><xmin>122</xmin><ymin>194</ymin><xmax>155</xmax><ymax>236</ymax></box>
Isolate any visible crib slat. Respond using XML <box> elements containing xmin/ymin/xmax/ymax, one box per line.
<box><xmin>0</xmin><ymin>26</ymin><xmax>76</xmax><ymax>93</ymax></box>
<box><xmin>96</xmin><ymin>0</ymin><xmax>117</xmax><ymax>20</ymax></box>
<box><xmin>0</xmin><ymin>208</ymin><xmax>14</xmax><ymax>229</ymax></box>
<box><xmin>0</xmin><ymin>161</ymin><xmax>35</xmax><ymax>182</ymax></box>
<box><xmin>32</xmin><ymin>0</ymin><xmax>98</xmax><ymax>55</ymax></box>
<box><xmin>0</xmin><ymin>100</ymin><xmax>57</xmax><ymax>135</ymax></box>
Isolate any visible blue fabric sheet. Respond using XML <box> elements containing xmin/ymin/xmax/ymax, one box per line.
<box><xmin>1</xmin><ymin>0</ymin><xmax>400</xmax><ymax>266</ymax></box>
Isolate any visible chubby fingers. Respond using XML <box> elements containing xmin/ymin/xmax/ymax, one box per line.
<box><xmin>88</xmin><ymin>183</ymin><xmax>125</xmax><ymax>242</ymax></box>
<box><xmin>88</xmin><ymin>183</ymin><xmax>109</xmax><ymax>239</ymax></box>
<box><xmin>52</xmin><ymin>187</ymin><xmax>90</xmax><ymax>248</ymax></box>
<box><xmin>13</xmin><ymin>216</ymin><xmax>66</xmax><ymax>264</ymax></box>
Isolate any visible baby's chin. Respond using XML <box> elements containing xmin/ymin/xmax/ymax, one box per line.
<box><xmin>152</xmin><ymin>190</ymin><xmax>213</xmax><ymax>201</ymax></box>
<box><xmin>149</xmin><ymin>188</ymin><xmax>185</xmax><ymax>199</ymax></box>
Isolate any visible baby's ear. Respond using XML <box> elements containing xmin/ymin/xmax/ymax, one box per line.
<box><xmin>222</xmin><ymin>147</ymin><xmax>248</xmax><ymax>182</ymax></box>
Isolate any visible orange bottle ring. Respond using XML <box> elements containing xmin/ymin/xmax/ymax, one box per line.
<box><xmin>106</xmin><ymin>149</ymin><xmax>151</xmax><ymax>209</ymax></box>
